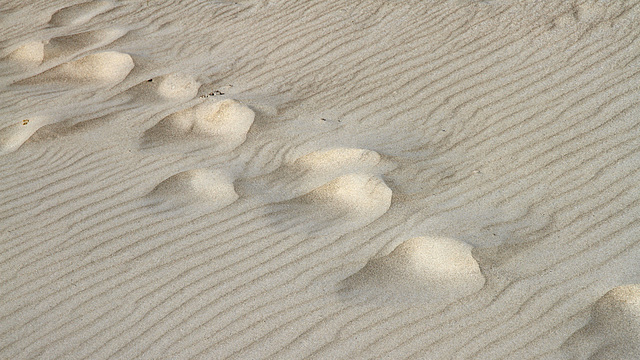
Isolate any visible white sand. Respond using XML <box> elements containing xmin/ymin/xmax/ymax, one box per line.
<box><xmin>1</xmin><ymin>0</ymin><xmax>640</xmax><ymax>358</ymax></box>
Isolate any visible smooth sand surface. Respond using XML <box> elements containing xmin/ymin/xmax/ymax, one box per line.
<box><xmin>1</xmin><ymin>0</ymin><xmax>640</xmax><ymax>359</ymax></box>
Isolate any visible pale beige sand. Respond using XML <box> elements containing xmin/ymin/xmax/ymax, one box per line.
<box><xmin>1</xmin><ymin>0</ymin><xmax>640</xmax><ymax>359</ymax></box>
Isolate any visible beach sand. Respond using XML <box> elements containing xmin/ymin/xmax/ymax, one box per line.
<box><xmin>1</xmin><ymin>0</ymin><xmax>640</xmax><ymax>358</ymax></box>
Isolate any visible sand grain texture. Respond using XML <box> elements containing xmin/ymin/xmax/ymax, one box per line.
<box><xmin>2</xmin><ymin>0</ymin><xmax>640</xmax><ymax>359</ymax></box>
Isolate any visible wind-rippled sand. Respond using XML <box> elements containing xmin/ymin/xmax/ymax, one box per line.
<box><xmin>1</xmin><ymin>0</ymin><xmax>640</xmax><ymax>359</ymax></box>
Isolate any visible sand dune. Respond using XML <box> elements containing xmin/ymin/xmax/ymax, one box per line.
<box><xmin>1</xmin><ymin>0</ymin><xmax>640</xmax><ymax>359</ymax></box>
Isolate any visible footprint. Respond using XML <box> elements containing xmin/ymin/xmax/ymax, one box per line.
<box><xmin>6</xmin><ymin>41</ymin><xmax>45</xmax><ymax>65</ymax></box>
<box><xmin>553</xmin><ymin>1</ymin><xmax>613</xmax><ymax>29</ymax></box>
<box><xmin>341</xmin><ymin>236</ymin><xmax>485</xmax><ymax>303</ymax></box>
<box><xmin>290</xmin><ymin>147</ymin><xmax>384</xmax><ymax>177</ymax></box>
<box><xmin>237</xmin><ymin>148</ymin><xmax>393</xmax><ymax>232</ymax></box>
<box><xmin>255</xmin><ymin>172</ymin><xmax>392</xmax><ymax>236</ymax></box>
<box><xmin>558</xmin><ymin>284</ymin><xmax>640</xmax><ymax>360</ymax></box>
<box><xmin>3</xmin><ymin>51</ymin><xmax>133</xmax><ymax>154</ymax></box>
<box><xmin>48</xmin><ymin>0</ymin><xmax>114</xmax><ymax>27</ymax></box>
<box><xmin>143</xmin><ymin>99</ymin><xmax>254</xmax><ymax>149</ymax></box>
<box><xmin>154</xmin><ymin>73</ymin><xmax>200</xmax><ymax>100</ymax></box>
<box><xmin>553</xmin><ymin>8</ymin><xmax>579</xmax><ymax>29</ymax></box>
<box><xmin>264</xmin><ymin>173</ymin><xmax>392</xmax><ymax>235</ymax></box>
<box><xmin>574</xmin><ymin>1</ymin><xmax>608</xmax><ymax>24</ymax></box>
<box><xmin>237</xmin><ymin>147</ymin><xmax>393</xmax><ymax>202</ymax></box>
<box><xmin>0</xmin><ymin>117</ymin><xmax>46</xmax><ymax>155</ymax></box>
<box><xmin>43</xmin><ymin>28</ymin><xmax>128</xmax><ymax>60</ymax></box>
<box><xmin>297</xmin><ymin>173</ymin><xmax>392</xmax><ymax>220</ymax></box>
<box><xmin>149</xmin><ymin>169</ymin><xmax>238</xmax><ymax>210</ymax></box>
<box><xmin>17</xmin><ymin>51</ymin><xmax>134</xmax><ymax>85</ymax></box>
<box><xmin>125</xmin><ymin>73</ymin><xmax>200</xmax><ymax>104</ymax></box>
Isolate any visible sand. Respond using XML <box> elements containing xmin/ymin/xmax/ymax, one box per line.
<box><xmin>1</xmin><ymin>0</ymin><xmax>640</xmax><ymax>359</ymax></box>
